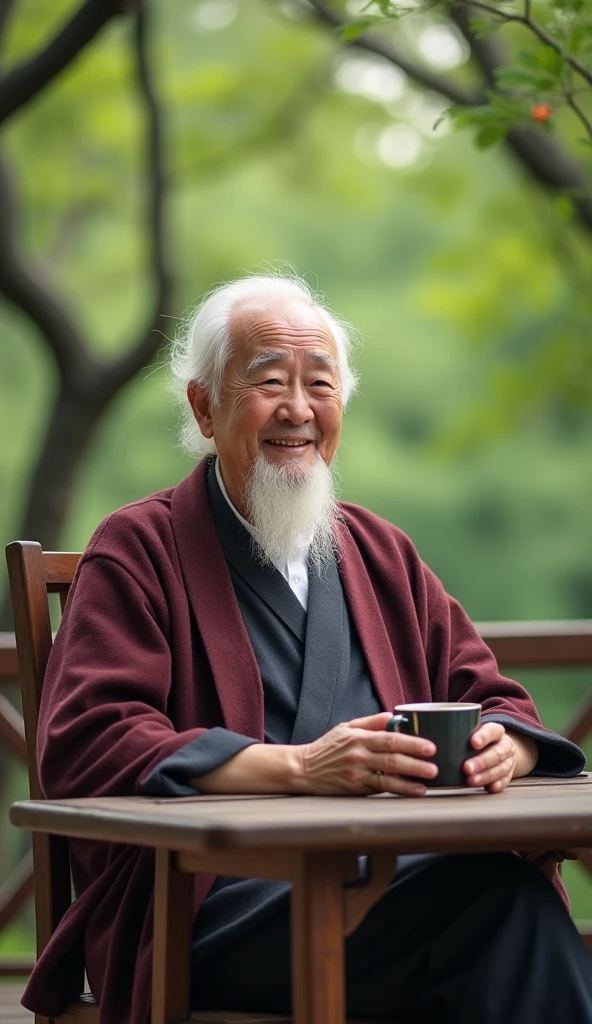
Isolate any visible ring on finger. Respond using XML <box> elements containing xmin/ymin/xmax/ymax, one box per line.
<box><xmin>374</xmin><ymin>769</ymin><xmax>385</xmax><ymax>789</ymax></box>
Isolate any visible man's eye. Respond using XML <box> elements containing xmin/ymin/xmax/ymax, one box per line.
<box><xmin>262</xmin><ymin>378</ymin><xmax>282</xmax><ymax>386</ymax></box>
<box><xmin>311</xmin><ymin>380</ymin><xmax>333</xmax><ymax>388</ymax></box>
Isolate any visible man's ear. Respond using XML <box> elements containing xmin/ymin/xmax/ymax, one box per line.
<box><xmin>187</xmin><ymin>382</ymin><xmax>214</xmax><ymax>439</ymax></box>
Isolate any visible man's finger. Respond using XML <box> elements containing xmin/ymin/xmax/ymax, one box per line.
<box><xmin>470</xmin><ymin>722</ymin><xmax>505</xmax><ymax>750</ymax></box>
<box><xmin>487</xmin><ymin>771</ymin><xmax>513</xmax><ymax>793</ymax></box>
<box><xmin>369</xmin><ymin>753</ymin><xmax>439</xmax><ymax>781</ymax></box>
<box><xmin>363</xmin><ymin>730</ymin><xmax>436</xmax><ymax>758</ymax></box>
<box><xmin>464</xmin><ymin>737</ymin><xmax>514</xmax><ymax>776</ymax></box>
<box><xmin>348</xmin><ymin>712</ymin><xmax>394</xmax><ymax>731</ymax></box>
<box><xmin>375</xmin><ymin>773</ymin><xmax>427</xmax><ymax>798</ymax></box>
<box><xmin>469</xmin><ymin>758</ymin><xmax>514</xmax><ymax>788</ymax></box>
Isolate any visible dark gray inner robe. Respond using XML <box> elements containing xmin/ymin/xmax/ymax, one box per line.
<box><xmin>143</xmin><ymin>461</ymin><xmax>382</xmax><ymax>959</ymax></box>
<box><xmin>141</xmin><ymin>462</ymin><xmax>585</xmax><ymax>962</ymax></box>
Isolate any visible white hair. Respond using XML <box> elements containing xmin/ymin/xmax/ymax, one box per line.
<box><xmin>169</xmin><ymin>271</ymin><xmax>359</xmax><ymax>460</ymax></box>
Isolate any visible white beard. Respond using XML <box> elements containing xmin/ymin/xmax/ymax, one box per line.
<box><xmin>245</xmin><ymin>450</ymin><xmax>341</xmax><ymax>575</ymax></box>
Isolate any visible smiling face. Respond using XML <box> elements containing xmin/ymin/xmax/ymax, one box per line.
<box><xmin>187</xmin><ymin>297</ymin><xmax>343</xmax><ymax>518</ymax></box>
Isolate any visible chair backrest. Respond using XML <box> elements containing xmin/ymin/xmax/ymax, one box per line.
<box><xmin>5</xmin><ymin>541</ymin><xmax>81</xmax><ymax>963</ymax></box>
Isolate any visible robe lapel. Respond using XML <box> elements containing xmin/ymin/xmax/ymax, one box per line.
<box><xmin>290</xmin><ymin>557</ymin><xmax>345</xmax><ymax>744</ymax></box>
<box><xmin>337</xmin><ymin>521</ymin><xmax>405</xmax><ymax>712</ymax></box>
<box><xmin>226</xmin><ymin>554</ymin><xmax>306</xmax><ymax>643</ymax></box>
<box><xmin>170</xmin><ymin>462</ymin><xmax>265</xmax><ymax>740</ymax></box>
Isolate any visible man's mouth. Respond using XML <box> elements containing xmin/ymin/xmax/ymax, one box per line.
<box><xmin>264</xmin><ymin>439</ymin><xmax>313</xmax><ymax>448</ymax></box>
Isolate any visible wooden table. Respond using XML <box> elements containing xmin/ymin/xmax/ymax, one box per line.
<box><xmin>10</xmin><ymin>775</ymin><xmax>592</xmax><ymax>1024</ymax></box>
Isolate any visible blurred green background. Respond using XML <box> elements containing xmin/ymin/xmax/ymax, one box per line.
<box><xmin>0</xmin><ymin>0</ymin><xmax>591</xmax><ymax>956</ymax></box>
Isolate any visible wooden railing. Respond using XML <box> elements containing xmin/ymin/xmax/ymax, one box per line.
<box><xmin>477</xmin><ymin>620</ymin><xmax>592</xmax><ymax>748</ymax></box>
<box><xmin>0</xmin><ymin>623</ymin><xmax>591</xmax><ymax>974</ymax></box>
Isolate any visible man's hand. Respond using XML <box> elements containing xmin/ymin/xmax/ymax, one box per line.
<box><xmin>193</xmin><ymin>712</ymin><xmax>437</xmax><ymax>796</ymax></box>
<box><xmin>463</xmin><ymin>723</ymin><xmax>539</xmax><ymax>793</ymax></box>
<box><xmin>296</xmin><ymin>711</ymin><xmax>438</xmax><ymax>796</ymax></box>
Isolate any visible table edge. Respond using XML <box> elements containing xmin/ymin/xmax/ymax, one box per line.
<box><xmin>10</xmin><ymin>798</ymin><xmax>592</xmax><ymax>855</ymax></box>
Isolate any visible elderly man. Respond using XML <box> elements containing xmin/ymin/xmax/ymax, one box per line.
<box><xmin>24</xmin><ymin>274</ymin><xmax>591</xmax><ymax>1024</ymax></box>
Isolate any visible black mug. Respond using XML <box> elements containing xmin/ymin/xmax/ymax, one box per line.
<box><xmin>386</xmin><ymin>702</ymin><xmax>482</xmax><ymax>788</ymax></box>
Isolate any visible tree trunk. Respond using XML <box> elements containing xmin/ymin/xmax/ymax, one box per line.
<box><xmin>1</xmin><ymin>379</ymin><xmax>110</xmax><ymax>629</ymax></box>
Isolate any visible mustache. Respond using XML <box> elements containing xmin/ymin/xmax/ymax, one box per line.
<box><xmin>259</xmin><ymin>428</ymin><xmax>321</xmax><ymax>442</ymax></box>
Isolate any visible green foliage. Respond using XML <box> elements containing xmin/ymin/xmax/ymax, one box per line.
<box><xmin>468</xmin><ymin>17</ymin><xmax>501</xmax><ymax>40</ymax></box>
<box><xmin>447</xmin><ymin>94</ymin><xmax>534</xmax><ymax>148</ymax></box>
<box><xmin>339</xmin><ymin>17</ymin><xmax>383</xmax><ymax>41</ymax></box>
<box><xmin>342</xmin><ymin>0</ymin><xmax>592</xmax><ymax>158</ymax></box>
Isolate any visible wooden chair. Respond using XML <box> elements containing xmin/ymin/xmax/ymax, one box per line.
<box><xmin>6</xmin><ymin>543</ymin><xmax>85</xmax><ymax>1024</ymax></box>
<box><xmin>6</xmin><ymin>541</ymin><xmax>384</xmax><ymax>1024</ymax></box>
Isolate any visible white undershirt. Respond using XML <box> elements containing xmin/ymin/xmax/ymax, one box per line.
<box><xmin>215</xmin><ymin>458</ymin><xmax>310</xmax><ymax>611</ymax></box>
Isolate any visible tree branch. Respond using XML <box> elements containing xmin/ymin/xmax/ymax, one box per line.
<box><xmin>0</xmin><ymin>150</ymin><xmax>94</xmax><ymax>380</ymax></box>
<box><xmin>104</xmin><ymin>2</ymin><xmax>173</xmax><ymax>392</ymax></box>
<box><xmin>0</xmin><ymin>0</ymin><xmax>127</xmax><ymax>126</ymax></box>
<box><xmin>504</xmin><ymin>126</ymin><xmax>592</xmax><ymax>232</ymax></box>
<box><xmin>453</xmin><ymin>0</ymin><xmax>592</xmax><ymax>88</ymax></box>
<box><xmin>452</xmin><ymin>5</ymin><xmax>592</xmax><ymax>234</ymax></box>
<box><xmin>308</xmin><ymin>0</ymin><xmax>592</xmax><ymax>234</ymax></box>
<box><xmin>0</xmin><ymin>0</ymin><xmax>171</xmax><ymax>594</ymax></box>
<box><xmin>450</xmin><ymin>3</ymin><xmax>500</xmax><ymax>90</ymax></box>
<box><xmin>306</xmin><ymin>0</ymin><xmax>485</xmax><ymax>107</ymax></box>
<box><xmin>565</xmin><ymin>91</ymin><xmax>592</xmax><ymax>145</ymax></box>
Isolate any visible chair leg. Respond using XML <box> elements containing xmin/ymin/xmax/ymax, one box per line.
<box><xmin>291</xmin><ymin>851</ymin><xmax>346</xmax><ymax>1024</ymax></box>
<box><xmin>151</xmin><ymin>849</ymin><xmax>195</xmax><ymax>1024</ymax></box>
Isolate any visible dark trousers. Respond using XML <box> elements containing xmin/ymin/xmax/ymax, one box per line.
<box><xmin>191</xmin><ymin>852</ymin><xmax>592</xmax><ymax>1023</ymax></box>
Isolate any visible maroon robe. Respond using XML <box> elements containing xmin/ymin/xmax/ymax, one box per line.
<box><xmin>23</xmin><ymin>461</ymin><xmax>567</xmax><ymax>1024</ymax></box>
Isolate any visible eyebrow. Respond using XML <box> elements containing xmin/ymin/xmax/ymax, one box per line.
<box><xmin>246</xmin><ymin>350</ymin><xmax>339</xmax><ymax>374</ymax></box>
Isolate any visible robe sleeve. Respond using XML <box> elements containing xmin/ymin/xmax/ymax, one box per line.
<box><xmin>139</xmin><ymin>729</ymin><xmax>258</xmax><ymax>797</ymax></box>
<box><xmin>37</xmin><ymin>553</ymin><xmax>240</xmax><ymax>799</ymax></box>
<box><xmin>423</xmin><ymin>567</ymin><xmax>585</xmax><ymax>778</ymax></box>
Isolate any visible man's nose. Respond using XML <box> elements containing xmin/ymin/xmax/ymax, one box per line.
<box><xmin>275</xmin><ymin>383</ymin><xmax>314</xmax><ymax>424</ymax></box>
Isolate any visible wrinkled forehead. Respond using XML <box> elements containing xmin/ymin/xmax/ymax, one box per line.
<box><xmin>229</xmin><ymin>297</ymin><xmax>338</xmax><ymax>363</ymax></box>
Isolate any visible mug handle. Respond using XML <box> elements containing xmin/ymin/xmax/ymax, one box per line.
<box><xmin>386</xmin><ymin>714</ymin><xmax>411</xmax><ymax>734</ymax></box>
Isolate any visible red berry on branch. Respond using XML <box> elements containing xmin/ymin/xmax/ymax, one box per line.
<box><xmin>531</xmin><ymin>103</ymin><xmax>552</xmax><ymax>123</ymax></box>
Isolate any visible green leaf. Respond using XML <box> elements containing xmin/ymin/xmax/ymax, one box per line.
<box><xmin>488</xmin><ymin>93</ymin><xmax>526</xmax><ymax>121</ymax></box>
<box><xmin>338</xmin><ymin>18</ymin><xmax>374</xmax><ymax>40</ymax></box>
<box><xmin>447</xmin><ymin>109</ymin><xmax>472</xmax><ymax>129</ymax></box>
<box><xmin>495</xmin><ymin>50</ymin><xmax>564</xmax><ymax>95</ymax></box>
<box><xmin>567</xmin><ymin>23</ymin><xmax>592</xmax><ymax>53</ymax></box>
<box><xmin>445</xmin><ymin>105</ymin><xmax>490</xmax><ymax>129</ymax></box>
<box><xmin>468</xmin><ymin>17</ymin><xmax>500</xmax><ymax>39</ymax></box>
<box><xmin>496</xmin><ymin>67</ymin><xmax>555</xmax><ymax>90</ymax></box>
<box><xmin>535</xmin><ymin>46</ymin><xmax>564</xmax><ymax>74</ymax></box>
<box><xmin>552</xmin><ymin>0</ymin><xmax>584</xmax><ymax>11</ymax></box>
<box><xmin>457</xmin><ymin>107</ymin><xmax>495</xmax><ymax>129</ymax></box>
<box><xmin>515</xmin><ymin>50</ymin><xmax>538</xmax><ymax>69</ymax></box>
<box><xmin>475</xmin><ymin>125</ymin><xmax>505</xmax><ymax>148</ymax></box>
